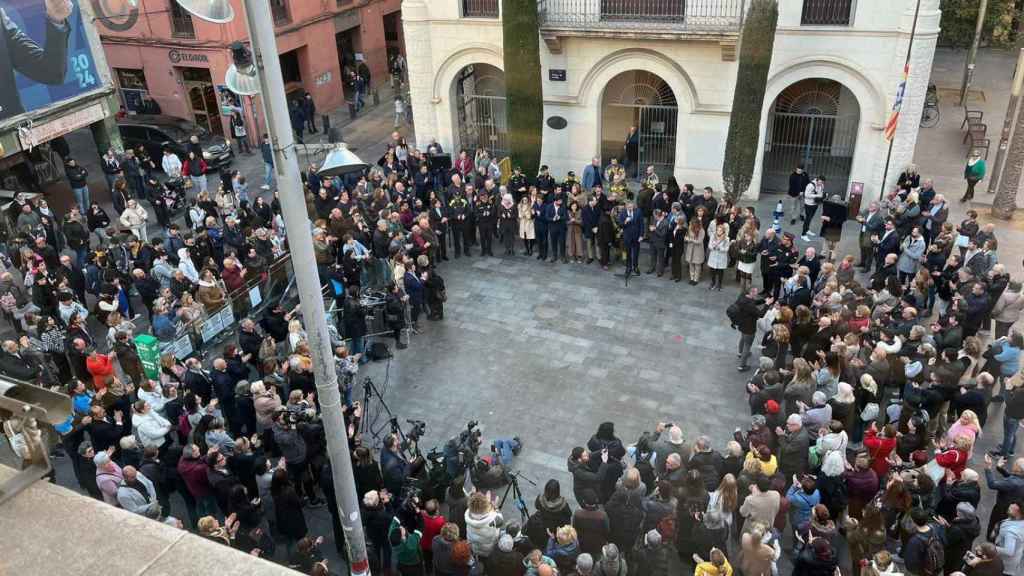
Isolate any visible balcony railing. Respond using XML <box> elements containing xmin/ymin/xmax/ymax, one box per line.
<box><xmin>538</xmin><ymin>0</ymin><xmax>744</xmax><ymax>32</ymax></box>
<box><xmin>463</xmin><ymin>0</ymin><xmax>499</xmax><ymax>18</ymax></box>
<box><xmin>801</xmin><ymin>0</ymin><xmax>853</xmax><ymax>25</ymax></box>
<box><xmin>271</xmin><ymin>0</ymin><xmax>291</xmax><ymax>24</ymax></box>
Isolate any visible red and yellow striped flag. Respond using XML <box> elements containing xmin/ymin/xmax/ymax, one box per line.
<box><xmin>884</xmin><ymin>64</ymin><xmax>909</xmax><ymax>141</ymax></box>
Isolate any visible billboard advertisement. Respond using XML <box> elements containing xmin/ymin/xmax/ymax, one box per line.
<box><xmin>0</xmin><ymin>0</ymin><xmax>101</xmax><ymax>122</ymax></box>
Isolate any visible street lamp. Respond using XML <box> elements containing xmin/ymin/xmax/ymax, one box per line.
<box><xmin>224</xmin><ymin>43</ymin><xmax>260</xmax><ymax>97</ymax></box>
<box><xmin>173</xmin><ymin>1</ymin><xmax>371</xmax><ymax>574</ymax></box>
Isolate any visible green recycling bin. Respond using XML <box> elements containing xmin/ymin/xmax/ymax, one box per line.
<box><xmin>135</xmin><ymin>334</ymin><xmax>161</xmax><ymax>381</ymax></box>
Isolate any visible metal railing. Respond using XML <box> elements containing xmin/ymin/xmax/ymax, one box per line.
<box><xmin>538</xmin><ymin>0</ymin><xmax>744</xmax><ymax>31</ymax></box>
<box><xmin>166</xmin><ymin>253</ymin><xmax>292</xmax><ymax>359</ymax></box>
<box><xmin>800</xmin><ymin>0</ymin><xmax>853</xmax><ymax>25</ymax></box>
<box><xmin>462</xmin><ymin>0</ymin><xmax>499</xmax><ymax>18</ymax></box>
<box><xmin>271</xmin><ymin>0</ymin><xmax>292</xmax><ymax>25</ymax></box>
<box><xmin>170</xmin><ymin>13</ymin><xmax>196</xmax><ymax>38</ymax></box>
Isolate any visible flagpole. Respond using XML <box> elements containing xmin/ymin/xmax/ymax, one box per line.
<box><xmin>879</xmin><ymin>0</ymin><xmax>923</xmax><ymax>200</ymax></box>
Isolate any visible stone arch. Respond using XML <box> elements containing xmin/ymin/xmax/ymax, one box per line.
<box><xmin>578</xmin><ymin>48</ymin><xmax>698</xmax><ymax>113</ymax></box>
<box><xmin>431</xmin><ymin>44</ymin><xmax>504</xmax><ymax>102</ymax></box>
<box><xmin>763</xmin><ymin>56</ymin><xmax>886</xmax><ymax>125</ymax></box>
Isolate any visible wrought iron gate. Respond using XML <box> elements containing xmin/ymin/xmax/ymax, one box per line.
<box><xmin>635</xmin><ymin>104</ymin><xmax>678</xmax><ymax>180</ymax></box>
<box><xmin>761</xmin><ymin>112</ymin><xmax>858</xmax><ymax>198</ymax></box>
<box><xmin>457</xmin><ymin>94</ymin><xmax>509</xmax><ymax>159</ymax></box>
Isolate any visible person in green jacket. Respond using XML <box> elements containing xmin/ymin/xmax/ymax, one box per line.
<box><xmin>961</xmin><ymin>150</ymin><xmax>987</xmax><ymax>202</ymax></box>
<box><xmin>390</xmin><ymin>515</ymin><xmax>423</xmax><ymax>575</ymax></box>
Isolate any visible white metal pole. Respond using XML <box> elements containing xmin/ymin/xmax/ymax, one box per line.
<box><xmin>239</xmin><ymin>1</ymin><xmax>370</xmax><ymax>573</ymax></box>
<box><xmin>959</xmin><ymin>0</ymin><xmax>989</xmax><ymax>106</ymax></box>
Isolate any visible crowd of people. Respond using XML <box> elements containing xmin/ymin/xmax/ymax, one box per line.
<box><xmin>2</xmin><ymin>114</ymin><xmax>1023</xmax><ymax>576</ymax></box>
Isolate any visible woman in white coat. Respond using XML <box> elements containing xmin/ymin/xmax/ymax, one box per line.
<box><xmin>897</xmin><ymin>226</ymin><xmax>926</xmax><ymax>286</ymax></box>
<box><xmin>119</xmin><ymin>199</ymin><xmax>149</xmax><ymax>241</ymax></box>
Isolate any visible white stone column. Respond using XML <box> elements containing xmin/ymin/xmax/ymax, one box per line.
<box><xmin>402</xmin><ymin>0</ymin><xmax>438</xmax><ymax>150</ymax></box>
<box><xmin>878</xmin><ymin>0</ymin><xmax>941</xmax><ymax>195</ymax></box>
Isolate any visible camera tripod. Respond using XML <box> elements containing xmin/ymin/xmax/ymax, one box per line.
<box><xmin>498</xmin><ymin>470</ymin><xmax>535</xmax><ymax>524</ymax></box>
<box><xmin>361</xmin><ymin>377</ymin><xmax>421</xmax><ymax>459</ymax></box>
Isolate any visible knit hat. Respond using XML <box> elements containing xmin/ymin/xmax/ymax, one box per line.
<box><xmin>751</xmin><ymin>414</ymin><xmax>767</xmax><ymax>427</ymax></box>
<box><xmin>765</xmin><ymin>400</ymin><xmax>780</xmax><ymax>414</ymax></box>
<box><xmin>957</xmin><ymin>502</ymin><xmax>977</xmax><ymax>519</ymax></box>
<box><xmin>645</xmin><ymin>529</ymin><xmax>661</xmax><ymax>546</ymax></box>
<box><xmin>497</xmin><ymin>534</ymin><xmax>514</xmax><ymax>553</ymax></box>
<box><xmin>905</xmin><ymin>360</ymin><xmax>924</xmax><ymax>379</ymax></box>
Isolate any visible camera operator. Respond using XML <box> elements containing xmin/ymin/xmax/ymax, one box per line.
<box><xmin>382</xmin><ymin>433</ymin><xmax>412</xmax><ymax>497</ymax></box>
<box><xmin>271</xmin><ymin>406</ymin><xmax>322</xmax><ymax>507</ymax></box>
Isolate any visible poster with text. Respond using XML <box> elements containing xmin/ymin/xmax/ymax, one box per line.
<box><xmin>0</xmin><ymin>0</ymin><xmax>102</xmax><ymax>122</ymax></box>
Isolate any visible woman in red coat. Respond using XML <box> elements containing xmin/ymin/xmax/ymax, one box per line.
<box><xmin>86</xmin><ymin>351</ymin><xmax>115</xmax><ymax>391</ymax></box>
<box><xmin>863</xmin><ymin>422</ymin><xmax>897</xmax><ymax>479</ymax></box>
<box><xmin>933</xmin><ymin>435</ymin><xmax>972</xmax><ymax>479</ymax></box>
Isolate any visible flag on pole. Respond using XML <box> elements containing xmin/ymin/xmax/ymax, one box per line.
<box><xmin>884</xmin><ymin>64</ymin><xmax>909</xmax><ymax>141</ymax></box>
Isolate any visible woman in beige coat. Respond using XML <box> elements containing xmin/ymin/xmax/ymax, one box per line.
<box><xmin>517</xmin><ymin>194</ymin><xmax>535</xmax><ymax>255</ymax></box>
<box><xmin>684</xmin><ymin>218</ymin><xmax>706</xmax><ymax>285</ymax></box>
<box><xmin>567</xmin><ymin>200</ymin><xmax>585</xmax><ymax>263</ymax></box>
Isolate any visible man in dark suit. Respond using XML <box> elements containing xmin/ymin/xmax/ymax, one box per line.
<box><xmin>618</xmin><ymin>200</ymin><xmax>644</xmax><ymax>274</ymax></box>
<box><xmin>873</xmin><ymin>219</ymin><xmax>900</xmax><ymax>272</ymax></box>
<box><xmin>83</xmin><ymin>404</ymin><xmax>126</xmax><ymax>452</ymax></box>
<box><xmin>0</xmin><ymin>0</ymin><xmax>72</xmax><ymax>121</ymax></box>
<box><xmin>544</xmin><ymin>196</ymin><xmax>568</xmax><ymax>263</ymax></box>
<box><xmin>647</xmin><ymin>209</ymin><xmax>670</xmax><ymax>276</ymax></box>
<box><xmin>857</xmin><ymin>201</ymin><xmax>885</xmax><ymax>271</ymax></box>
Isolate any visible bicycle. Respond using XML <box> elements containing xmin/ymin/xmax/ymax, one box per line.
<box><xmin>920</xmin><ymin>83</ymin><xmax>940</xmax><ymax>128</ymax></box>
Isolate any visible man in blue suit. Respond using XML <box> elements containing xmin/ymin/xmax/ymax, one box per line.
<box><xmin>618</xmin><ymin>200</ymin><xmax>643</xmax><ymax>274</ymax></box>
<box><xmin>0</xmin><ymin>0</ymin><xmax>72</xmax><ymax>121</ymax></box>
<box><xmin>544</xmin><ymin>195</ymin><xmax>568</xmax><ymax>263</ymax></box>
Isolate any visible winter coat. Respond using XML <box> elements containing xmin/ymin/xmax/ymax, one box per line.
<box><xmin>945</xmin><ymin>516</ymin><xmax>981</xmax><ymax>574</ymax></box>
<box><xmin>465</xmin><ymin>508</ymin><xmax>503</xmax><ymax>558</ymax></box>
<box><xmin>629</xmin><ymin>540</ymin><xmax>676</xmax><ymax>576</ymax></box>
<box><xmin>684</xmin><ymin>228</ymin><xmax>706</xmax><ymax>263</ymax></box>
<box><xmin>778</xmin><ymin>427</ymin><xmax>810</xmax><ymax>477</ymax></box>
<box><xmin>572</xmin><ymin>505</ymin><xmax>610</xmax><ymax>556</ymax></box>
<box><xmin>897</xmin><ymin>235</ymin><xmax>925</xmax><ymax>274</ymax></box>
<box><xmin>707</xmin><ymin>234</ymin><xmax>730</xmax><ymax>270</ymax></box>
<box><xmin>116</xmin><ymin>473</ymin><xmax>159</xmax><ymax>517</ymax></box>
<box><xmin>134</xmin><ymin>410</ymin><xmax>171</xmax><ymax>449</ymax></box>
<box><xmin>605</xmin><ymin>485</ymin><xmax>646</xmax><ymax>553</ymax></box>
<box><xmin>993</xmin><ymin>288</ymin><xmax>1024</xmax><ymax>324</ymax></box>
<box><xmin>526</xmin><ymin>495</ymin><xmax>572</xmax><ymax>549</ymax></box>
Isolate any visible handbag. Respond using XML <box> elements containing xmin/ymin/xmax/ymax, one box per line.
<box><xmin>860</xmin><ymin>402</ymin><xmax>880</xmax><ymax>422</ymax></box>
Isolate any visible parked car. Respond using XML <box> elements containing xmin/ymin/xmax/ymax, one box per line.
<box><xmin>117</xmin><ymin>115</ymin><xmax>234</xmax><ymax>171</ymax></box>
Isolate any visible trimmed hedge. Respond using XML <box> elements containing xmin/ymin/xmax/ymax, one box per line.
<box><xmin>722</xmin><ymin>0</ymin><xmax>778</xmax><ymax>203</ymax></box>
<box><xmin>502</xmin><ymin>0</ymin><xmax>544</xmax><ymax>178</ymax></box>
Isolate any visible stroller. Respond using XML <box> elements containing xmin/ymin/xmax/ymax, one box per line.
<box><xmin>150</xmin><ymin>177</ymin><xmax>186</xmax><ymax>227</ymax></box>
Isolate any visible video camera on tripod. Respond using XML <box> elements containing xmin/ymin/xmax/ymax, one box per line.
<box><xmin>443</xmin><ymin>420</ymin><xmax>483</xmax><ymax>478</ymax></box>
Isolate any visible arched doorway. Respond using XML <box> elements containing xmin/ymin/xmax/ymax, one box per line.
<box><xmin>600</xmin><ymin>70</ymin><xmax>678</xmax><ymax>180</ymax></box>
<box><xmin>761</xmin><ymin>78</ymin><xmax>860</xmax><ymax>198</ymax></box>
<box><xmin>452</xmin><ymin>63</ymin><xmax>507</xmax><ymax>158</ymax></box>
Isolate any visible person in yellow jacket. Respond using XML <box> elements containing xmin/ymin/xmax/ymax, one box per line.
<box><xmin>693</xmin><ymin>548</ymin><xmax>733</xmax><ymax>576</ymax></box>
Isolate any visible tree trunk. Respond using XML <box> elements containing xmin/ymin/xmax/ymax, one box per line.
<box><xmin>992</xmin><ymin>93</ymin><xmax>1024</xmax><ymax>219</ymax></box>
<box><xmin>502</xmin><ymin>0</ymin><xmax>544</xmax><ymax>180</ymax></box>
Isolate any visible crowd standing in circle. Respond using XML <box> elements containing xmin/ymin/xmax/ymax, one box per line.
<box><xmin>2</xmin><ymin>122</ymin><xmax>1023</xmax><ymax>576</ymax></box>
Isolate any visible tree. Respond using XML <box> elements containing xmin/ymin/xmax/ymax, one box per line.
<box><xmin>992</xmin><ymin>96</ymin><xmax>1023</xmax><ymax>219</ymax></box>
<box><xmin>502</xmin><ymin>0</ymin><xmax>544</xmax><ymax>179</ymax></box>
<box><xmin>721</xmin><ymin>0</ymin><xmax>778</xmax><ymax>204</ymax></box>
<box><xmin>938</xmin><ymin>0</ymin><xmax>1017</xmax><ymax>48</ymax></box>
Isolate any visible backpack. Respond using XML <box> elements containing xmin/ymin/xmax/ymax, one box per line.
<box><xmin>920</xmin><ymin>532</ymin><xmax>944</xmax><ymax>576</ymax></box>
<box><xmin>178</xmin><ymin>411</ymin><xmax>192</xmax><ymax>440</ymax></box>
<box><xmin>726</xmin><ymin>301</ymin><xmax>742</xmax><ymax>326</ymax></box>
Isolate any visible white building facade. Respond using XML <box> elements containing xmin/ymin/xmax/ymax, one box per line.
<box><xmin>402</xmin><ymin>0</ymin><xmax>940</xmax><ymax>200</ymax></box>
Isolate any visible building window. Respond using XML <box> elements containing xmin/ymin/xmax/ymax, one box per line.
<box><xmin>801</xmin><ymin>0</ymin><xmax>853</xmax><ymax>26</ymax></box>
<box><xmin>271</xmin><ymin>0</ymin><xmax>291</xmax><ymax>25</ymax></box>
<box><xmin>169</xmin><ymin>1</ymin><xmax>195</xmax><ymax>38</ymax></box>
<box><xmin>462</xmin><ymin>0</ymin><xmax>498</xmax><ymax>18</ymax></box>
<box><xmin>115</xmin><ymin>68</ymin><xmax>150</xmax><ymax>113</ymax></box>
<box><xmin>279</xmin><ymin>50</ymin><xmax>302</xmax><ymax>86</ymax></box>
